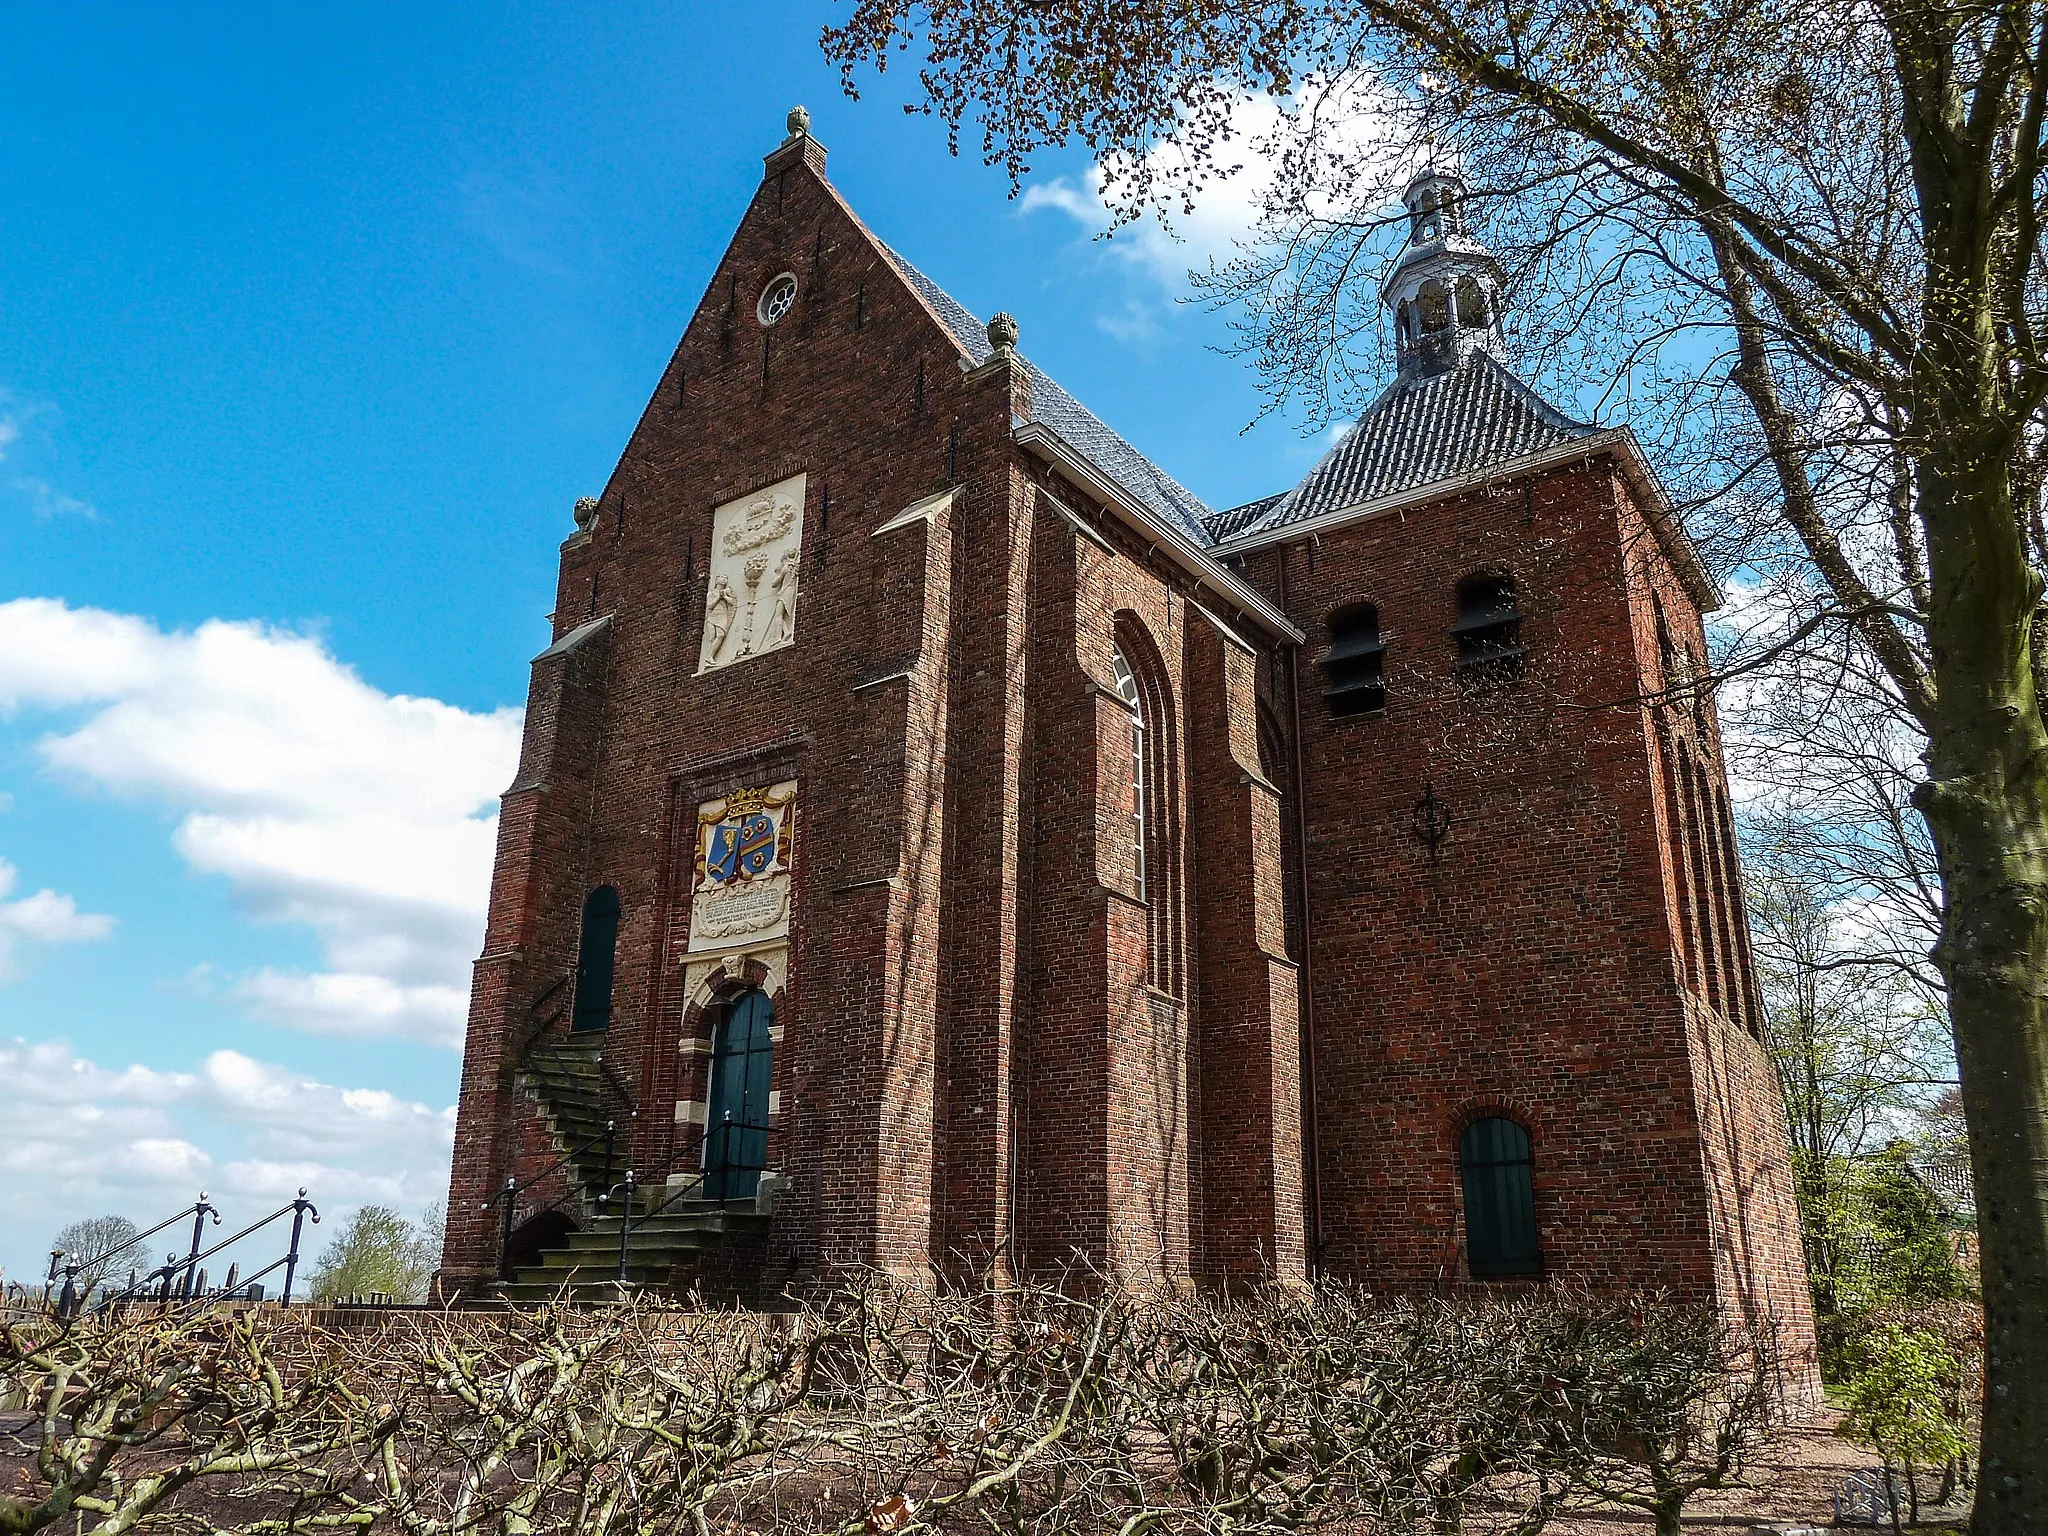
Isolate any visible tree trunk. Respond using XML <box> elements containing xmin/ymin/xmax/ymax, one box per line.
<box><xmin>1910</xmin><ymin>433</ymin><xmax>2048</xmax><ymax>1536</ymax></box>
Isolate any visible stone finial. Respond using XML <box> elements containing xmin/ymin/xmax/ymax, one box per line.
<box><xmin>573</xmin><ymin>495</ymin><xmax>600</xmax><ymax>532</ymax></box>
<box><xmin>987</xmin><ymin>311</ymin><xmax>1019</xmax><ymax>354</ymax></box>
<box><xmin>786</xmin><ymin>104</ymin><xmax>811</xmax><ymax>140</ymax></box>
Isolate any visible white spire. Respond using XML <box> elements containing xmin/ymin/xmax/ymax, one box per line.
<box><xmin>1381</xmin><ymin>170</ymin><xmax>1505</xmax><ymax>377</ymax></box>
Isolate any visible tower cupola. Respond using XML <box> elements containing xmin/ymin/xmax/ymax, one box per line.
<box><xmin>1382</xmin><ymin>170</ymin><xmax>1505</xmax><ymax>377</ymax></box>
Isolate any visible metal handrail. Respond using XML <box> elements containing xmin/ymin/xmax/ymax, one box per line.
<box><xmin>603</xmin><ymin>1115</ymin><xmax>781</xmax><ymax>1284</ymax></box>
<box><xmin>595</xmin><ymin>1053</ymin><xmax>638</xmax><ymax>1119</ymax></box>
<box><xmin>511</xmin><ymin>971</ymin><xmax>574</xmax><ymax>1067</ymax></box>
<box><xmin>482</xmin><ymin>1117</ymin><xmax>622</xmax><ymax>1280</ymax></box>
<box><xmin>97</xmin><ymin>1189</ymin><xmax>320</xmax><ymax>1309</ymax></box>
<box><xmin>53</xmin><ymin>1195</ymin><xmax>220</xmax><ymax>1317</ymax></box>
<box><xmin>57</xmin><ymin>1195</ymin><xmax>213</xmax><ymax>1284</ymax></box>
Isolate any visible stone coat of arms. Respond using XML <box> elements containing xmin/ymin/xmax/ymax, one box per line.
<box><xmin>688</xmin><ymin>781</ymin><xmax>796</xmax><ymax>950</ymax></box>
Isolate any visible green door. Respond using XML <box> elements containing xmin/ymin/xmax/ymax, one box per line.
<box><xmin>705</xmin><ymin>988</ymin><xmax>773</xmax><ymax>1199</ymax></box>
<box><xmin>570</xmin><ymin>886</ymin><xmax>620</xmax><ymax>1033</ymax></box>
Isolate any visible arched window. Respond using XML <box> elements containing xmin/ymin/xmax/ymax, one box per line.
<box><xmin>1111</xmin><ymin>644</ymin><xmax>1147</xmax><ymax>905</ymax></box>
<box><xmin>1455</xmin><ymin>276</ymin><xmax>1491</xmax><ymax>329</ymax></box>
<box><xmin>1325</xmin><ymin>603</ymin><xmax>1386</xmax><ymax>716</ymax></box>
<box><xmin>1419</xmin><ymin>282</ymin><xmax>1452</xmax><ymax>337</ymax></box>
<box><xmin>1460</xmin><ymin>1117</ymin><xmax>1539</xmax><ymax>1275</ymax></box>
<box><xmin>1111</xmin><ymin>630</ymin><xmax>1182</xmax><ymax>994</ymax></box>
<box><xmin>1452</xmin><ymin>572</ymin><xmax>1525</xmax><ymax>686</ymax></box>
<box><xmin>570</xmin><ymin>885</ymin><xmax>620</xmax><ymax>1033</ymax></box>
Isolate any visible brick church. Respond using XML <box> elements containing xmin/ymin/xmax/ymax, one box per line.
<box><xmin>441</xmin><ymin>109</ymin><xmax>1815</xmax><ymax>1355</ymax></box>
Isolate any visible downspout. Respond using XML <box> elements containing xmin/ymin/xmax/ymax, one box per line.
<box><xmin>1278</xmin><ymin>547</ymin><xmax>1325</xmax><ymax>1273</ymax></box>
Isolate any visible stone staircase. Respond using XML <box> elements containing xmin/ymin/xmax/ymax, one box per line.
<box><xmin>516</xmin><ymin>1032</ymin><xmax>629</xmax><ymax>1204</ymax></box>
<box><xmin>501</xmin><ymin>1033</ymin><xmax>775</xmax><ymax>1305</ymax></box>
<box><xmin>492</xmin><ymin>1199</ymin><xmax>773</xmax><ymax>1305</ymax></box>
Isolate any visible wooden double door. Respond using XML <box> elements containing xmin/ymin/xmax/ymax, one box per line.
<box><xmin>704</xmin><ymin>987</ymin><xmax>773</xmax><ymax>1200</ymax></box>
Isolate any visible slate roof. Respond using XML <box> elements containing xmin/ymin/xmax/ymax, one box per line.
<box><xmin>878</xmin><ymin>241</ymin><xmax>1599</xmax><ymax>555</ymax></box>
<box><xmin>879</xmin><ymin>242</ymin><xmax>1217</xmax><ymax>547</ymax></box>
<box><xmin>1203</xmin><ymin>353</ymin><xmax>1598</xmax><ymax>543</ymax></box>
<box><xmin>1207</xmin><ymin>493</ymin><xmax>1287</xmax><ymax>542</ymax></box>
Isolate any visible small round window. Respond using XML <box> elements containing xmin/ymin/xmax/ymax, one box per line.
<box><xmin>756</xmin><ymin>273</ymin><xmax>798</xmax><ymax>327</ymax></box>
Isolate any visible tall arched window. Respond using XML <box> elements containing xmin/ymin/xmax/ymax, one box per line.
<box><xmin>570</xmin><ymin>885</ymin><xmax>621</xmax><ymax>1033</ymax></box>
<box><xmin>1111</xmin><ymin>629</ymin><xmax>1181</xmax><ymax>995</ymax></box>
<box><xmin>1455</xmin><ymin>275</ymin><xmax>1491</xmax><ymax>328</ymax></box>
<box><xmin>1111</xmin><ymin>645</ymin><xmax>1147</xmax><ymax>905</ymax></box>
<box><xmin>1460</xmin><ymin>1116</ymin><xmax>1539</xmax><ymax>1275</ymax></box>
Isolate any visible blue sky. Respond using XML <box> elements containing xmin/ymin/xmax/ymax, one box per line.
<box><xmin>0</xmin><ymin>3</ymin><xmax>1347</xmax><ymax>1285</ymax></box>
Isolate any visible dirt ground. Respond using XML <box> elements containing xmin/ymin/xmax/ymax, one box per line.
<box><xmin>0</xmin><ymin>1404</ymin><xmax>1968</xmax><ymax>1534</ymax></box>
<box><xmin>1548</xmin><ymin>1409</ymin><xmax>1968</xmax><ymax>1534</ymax></box>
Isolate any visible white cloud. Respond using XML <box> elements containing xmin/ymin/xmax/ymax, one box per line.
<box><xmin>1022</xmin><ymin>77</ymin><xmax>1411</xmax><ymax>295</ymax></box>
<box><xmin>13</xmin><ymin>476</ymin><xmax>96</xmax><ymax>520</ymax></box>
<box><xmin>0</xmin><ymin>405</ymin><xmax>95</xmax><ymax>518</ymax></box>
<box><xmin>0</xmin><ymin>1035</ymin><xmax>453</xmax><ymax>1286</ymax></box>
<box><xmin>0</xmin><ymin>856</ymin><xmax>114</xmax><ymax>980</ymax></box>
<box><xmin>0</xmin><ymin>598</ymin><xmax>522</xmax><ymax>1047</ymax></box>
<box><xmin>233</xmin><ymin>969</ymin><xmax>470</xmax><ymax>1050</ymax></box>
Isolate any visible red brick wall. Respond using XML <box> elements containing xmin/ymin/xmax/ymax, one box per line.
<box><xmin>1229</xmin><ymin>456</ymin><xmax>1815</xmax><ymax>1381</ymax></box>
<box><xmin>444</xmin><ymin>128</ymin><xmax>1812</xmax><ymax>1381</ymax></box>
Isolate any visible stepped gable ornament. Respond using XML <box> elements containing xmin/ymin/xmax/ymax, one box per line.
<box><xmin>689</xmin><ymin>780</ymin><xmax>797</xmax><ymax>950</ymax></box>
<box><xmin>986</xmin><ymin>311</ymin><xmax>1019</xmax><ymax>355</ymax></box>
<box><xmin>573</xmin><ymin>495</ymin><xmax>600</xmax><ymax>532</ymax></box>
<box><xmin>698</xmin><ymin>473</ymin><xmax>806</xmax><ymax>673</ymax></box>
<box><xmin>785</xmin><ymin>104</ymin><xmax>811</xmax><ymax>140</ymax></box>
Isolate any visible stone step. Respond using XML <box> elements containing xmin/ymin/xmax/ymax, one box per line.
<box><xmin>522</xmin><ymin>1247</ymin><xmax>679</xmax><ymax>1268</ymax></box>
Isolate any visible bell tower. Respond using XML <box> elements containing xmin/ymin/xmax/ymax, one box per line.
<box><xmin>1383</xmin><ymin>170</ymin><xmax>1505</xmax><ymax>376</ymax></box>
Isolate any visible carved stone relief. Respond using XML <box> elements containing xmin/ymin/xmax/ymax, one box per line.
<box><xmin>699</xmin><ymin>474</ymin><xmax>805</xmax><ymax>673</ymax></box>
<box><xmin>687</xmin><ymin>780</ymin><xmax>797</xmax><ymax>954</ymax></box>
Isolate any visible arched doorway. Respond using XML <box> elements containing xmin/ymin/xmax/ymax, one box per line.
<box><xmin>704</xmin><ymin>987</ymin><xmax>773</xmax><ymax>1199</ymax></box>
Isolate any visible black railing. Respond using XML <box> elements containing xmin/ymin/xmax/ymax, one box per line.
<box><xmin>511</xmin><ymin>971</ymin><xmax>573</xmax><ymax>1067</ymax></box>
<box><xmin>46</xmin><ymin>1194</ymin><xmax>218</xmax><ymax>1317</ymax></box>
<box><xmin>48</xmin><ymin>1190</ymin><xmax>321</xmax><ymax>1318</ymax></box>
<box><xmin>603</xmin><ymin>1114</ymin><xmax>780</xmax><ymax>1284</ymax></box>
<box><xmin>512</xmin><ymin>968</ymin><xmax>640</xmax><ymax>1122</ymax></box>
<box><xmin>595</xmin><ymin>1053</ymin><xmax>638</xmax><ymax>1120</ymax></box>
<box><xmin>481</xmin><ymin>1118</ymin><xmax>622</xmax><ymax>1280</ymax></box>
<box><xmin>118</xmin><ymin>1190</ymin><xmax>321</xmax><ymax>1308</ymax></box>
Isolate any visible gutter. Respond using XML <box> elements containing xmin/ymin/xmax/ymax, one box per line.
<box><xmin>1211</xmin><ymin>427</ymin><xmax>1720</xmax><ymax>614</ymax></box>
<box><xmin>1012</xmin><ymin>421</ymin><xmax>1307</xmax><ymax>643</ymax></box>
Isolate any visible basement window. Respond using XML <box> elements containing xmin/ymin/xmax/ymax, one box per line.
<box><xmin>1325</xmin><ymin>604</ymin><xmax>1386</xmax><ymax>717</ymax></box>
<box><xmin>1452</xmin><ymin>573</ymin><xmax>1525</xmax><ymax>687</ymax></box>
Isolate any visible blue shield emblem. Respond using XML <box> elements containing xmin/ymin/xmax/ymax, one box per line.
<box><xmin>706</xmin><ymin>811</ymin><xmax>777</xmax><ymax>885</ymax></box>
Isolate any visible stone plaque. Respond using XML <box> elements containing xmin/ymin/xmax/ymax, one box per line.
<box><xmin>699</xmin><ymin>473</ymin><xmax>804</xmax><ymax>673</ymax></box>
<box><xmin>688</xmin><ymin>781</ymin><xmax>796</xmax><ymax>951</ymax></box>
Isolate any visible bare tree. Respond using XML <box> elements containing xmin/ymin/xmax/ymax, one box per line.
<box><xmin>1567</xmin><ymin>1308</ymin><xmax>1783</xmax><ymax>1536</ymax></box>
<box><xmin>49</xmin><ymin>1216</ymin><xmax>143</xmax><ymax>1297</ymax></box>
<box><xmin>0</xmin><ymin>1278</ymin><xmax>1806</xmax><ymax>1536</ymax></box>
<box><xmin>820</xmin><ymin>3</ymin><xmax>2048</xmax><ymax>1520</ymax></box>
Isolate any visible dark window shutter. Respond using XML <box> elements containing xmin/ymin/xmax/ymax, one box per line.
<box><xmin>570</xmin><ymin>885</ymin><xmax>621</xmax><ymax>1033</ymax></box>
<box><xmin>1453</xmin><ymin>574</ymin><xmax>1525</xmax><ymax>685</ymax></box>
<box><xmin>1460</xmin><ymin>1116</ymin><xmax>1539</xmax><ymax>1275</ymax></box>
<box><xmin>1325</xmin><ymin>604</ymin><xmax>1386</xmax><ymax>716</ymax></box>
